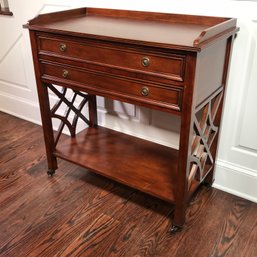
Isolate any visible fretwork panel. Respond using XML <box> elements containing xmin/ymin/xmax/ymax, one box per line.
<box><xmin>47</xmin><ymin>84</ymin><xmax>90</xmax><ymax>146</ymax></box>
<box><xmin>188</xmin><ymin>89</ymin><xmax>223</xmax><ymax>190</ymax></box>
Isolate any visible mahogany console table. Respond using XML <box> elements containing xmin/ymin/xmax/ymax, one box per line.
<box><xmin>24</xmin><ymin>8</ymin><xmax>238</xmax><ymax>233</ymax></box>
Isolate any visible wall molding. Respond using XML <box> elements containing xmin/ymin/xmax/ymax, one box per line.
<box><xmin>214</xmin><ymin>159</ymin><xmax>257</xmax><ymax>203</ymax></box>
<box><xmin>0</xmin><ymin>91</ymin><xmax>40</xmax><ymax>124</ymax></box>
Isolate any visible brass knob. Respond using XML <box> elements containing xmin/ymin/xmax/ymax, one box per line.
<box><xmin>141</xmin><ymin>57</ymin><xmax>150</xmax><ymax>67</ymax></box>
<box><xmin>141</xmin><ymin>86</ymin><xmax>149</xmax><ymax>96</ymax></box>
<box><xmin>62</xmin><ymin>70</ymin><xmax>69</xmax><ymax>78</ymax></box>
<box><xmin>59</xmin><ymin>43</ymin><xmax>67</xmax><ymax>52</ymax></box>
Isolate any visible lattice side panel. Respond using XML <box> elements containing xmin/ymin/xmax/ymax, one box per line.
<box><xmin>47</xmin><ymin>84</ymin><xmax>90</xmax><ymax>146</ymax></box>
<box><xmin>188</xmin><ymin>90</ymin><xmax>223</xmax><ymax>190</ymax></box>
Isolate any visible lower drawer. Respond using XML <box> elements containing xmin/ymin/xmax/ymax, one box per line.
<box><xmin>41</xmin><ymin>61</ymin><xmax>183</xmax><ymax>111</ymax></box>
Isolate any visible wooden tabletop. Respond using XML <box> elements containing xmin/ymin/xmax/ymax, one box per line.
<box><xmin>24</xmin><ymin>8</ymin><xmax>238</xmax><ymax>51</ymax></box>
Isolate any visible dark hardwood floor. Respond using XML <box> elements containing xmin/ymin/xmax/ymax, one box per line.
<box><xmin>0</xmin><ymin>111</ymin><xmax>256</xmax><ymax>257</ymax></box>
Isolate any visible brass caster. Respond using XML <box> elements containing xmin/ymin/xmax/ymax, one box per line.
<box><xmin>47</xmin><ymin>169</ymin><xmax>55</xmax><ymax>177</ymax></box>
<box><xmin>203</xmin><ymin>181</ymin><xmax>213</xmax><ymax>191</ymax></box>
<box><xmin>169</xmin><ymin>225</ymin><xmax>182</xmax><ymax>234</ymax></box>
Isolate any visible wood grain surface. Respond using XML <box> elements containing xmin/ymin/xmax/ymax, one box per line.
<box><xmin>54</xmin><ymin>126</ymin><xmax>178</xmax><ymax>203</ymax></box>
<box><xmin>24</xmin><ymin>7</ymin><xmax>237</xmax><ymax>51</ymax></box>
<box><xmin>0</xmin><ymin>112</ymin><xmax>256</xmax><ymax>257</ymax></box>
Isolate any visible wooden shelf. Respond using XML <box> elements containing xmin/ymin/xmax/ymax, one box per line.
<box><xmin>54</xmin><ymin>126</ymin><xmax>178</xmax><ymax>203</ymax></box>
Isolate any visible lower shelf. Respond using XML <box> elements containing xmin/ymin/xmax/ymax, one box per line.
<box><xmin>54</xmin><ymin>126</ymin><xmax>179</xmax><ymax>203</ymax></box>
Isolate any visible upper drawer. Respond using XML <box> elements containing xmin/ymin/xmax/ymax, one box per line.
<box><xmin>38</xmin><ymin>35</ymin><xmax>186</xmax><ymax>83</ymax></box>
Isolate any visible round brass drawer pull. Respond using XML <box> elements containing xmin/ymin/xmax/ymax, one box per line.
<box><xmin>59</xmin><ymin>43</ymin><xmax>67</xmax><ymax>52</ymax></box>
<box><xmin>141</xmin><ymin>86</ymin><xmax>149</xmax><ymax>96</ymax></box>
<box><xmin>62</xmin><ymin>70</ymin><xmax>69</xmax><ymax>78</ymax></box>
<box><xmin>141</xmin><ymin>57</ymin><xmax>150</xmax><ymax>67</ymax></box>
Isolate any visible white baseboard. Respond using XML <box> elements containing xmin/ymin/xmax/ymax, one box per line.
<box><xmin>0</xmin><ymin>92</ymin><xmax>41</xmax><ymax>125</ymax></box>
<box><xmin>214</xmin><ymin>160</ymin><xmax>257</xmax><ymax>203</ymax></box>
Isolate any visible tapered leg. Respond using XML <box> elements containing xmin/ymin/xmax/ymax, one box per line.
<box><xmin>28</xmin><ymin>31</ymin><xmax>57</xmax><ymax>175</ymax></box>
<box><xmin>172</xmin><ymin>128</ymin><xmax>192</xmax><ymax>230</ymax></box>
<box><xmin>171</xmin><ymin>54</ymin><xmax>197</xmax><ymax>233</ymax></box>
<box><xmin>39</xmin><ymin>83</ymin><xmax>58</xmax><ymax>175</ymax></box>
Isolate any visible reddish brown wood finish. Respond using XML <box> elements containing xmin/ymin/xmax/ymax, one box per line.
<box><xmin>173</xmin><ymin>53</ymin><xmax>197</xmax><ymax>228</ymax></box>
<box><xmin>24</xmin><ymin>8</ymin><xmax>238</xmax><ymax>231</ymax></box>
<box><xmin>54</xmin><ymin>126</ymin><xmax>178</xmax><ymax>203</ymax></box>
<box><xmin>41</xmin><ymin>61</ymin><xmax>183</xmax><ymax>112</ymax></box>
<box><xmin>38</xmin><ymin>34</ymin><xmax>186</xmax><ymax>82</ymax></box>
<box><xmin>24</xmin><ymin>8</ymin><xmax>237</xmax><ymax>51</ymax></box>
<box><xmin>29</xmin><ymin>31</ymin><xmax>58</xmax><ymax>173</ymax></box>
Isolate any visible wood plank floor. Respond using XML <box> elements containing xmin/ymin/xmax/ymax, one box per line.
<box><xmin>0</xmin><ymin>111</ymin><xmax>256</xmax><ymax>257</ymax></box>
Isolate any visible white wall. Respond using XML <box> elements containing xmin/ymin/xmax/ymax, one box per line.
<box><xmin>0</xmin><ymin>0</ymin><xmax>256</xmax><ymax>202</ymax></box>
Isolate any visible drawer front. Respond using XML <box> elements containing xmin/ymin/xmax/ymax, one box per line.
<box><xmin>41</xmin><ymin>62</ymin><xmax>182</xmax><ymax>111</ymax></box>
<box><xmin>38</xmin><ymin>36</ymin><xmax>186</xmax><ymax>82</ymax></box>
